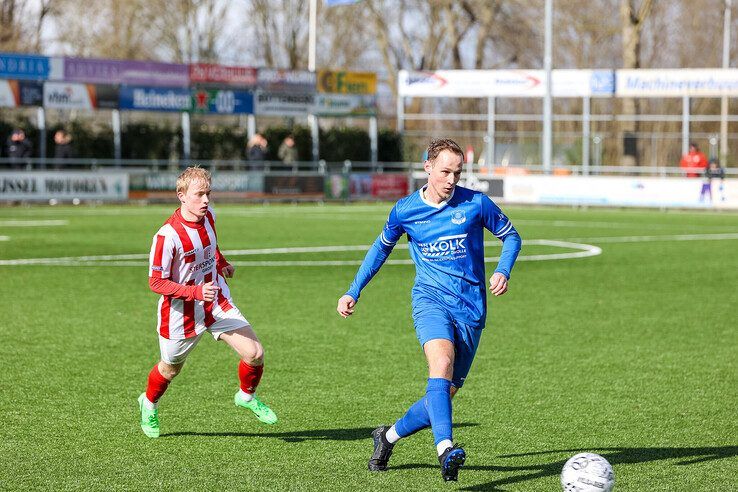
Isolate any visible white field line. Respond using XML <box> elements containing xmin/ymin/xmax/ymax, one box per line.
<box><xmin>566</xmin><ymin>232</ymin><xmax>738</xmax><ymax>243</ymax></box>
<box><xmin>2</xmin><ymin>232</ymin><xmax>737</xmax><ymax>267</ymax></box>
<box><xmin>0</xmin><ymin>236</ymin><xmax>8</xmax><ymax>241</ymax></box>
<box><xmin>0</xmin><ymin>219</ymin><xmax>68</xmax><ymax>227</ymax></box>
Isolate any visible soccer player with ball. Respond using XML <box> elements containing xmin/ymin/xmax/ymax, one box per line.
<box><xmin>337</xmin><ymin>138</ymin><xmax>522</xmax><ymax>481</ymax></box>
<box><xmin>137</xmin><ymin>167</ymin><xmax>277</xmax><ymax>438</ymax></box>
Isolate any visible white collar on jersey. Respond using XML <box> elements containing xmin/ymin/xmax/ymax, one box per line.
<box><xmin>419</xmin><ymin>185</ymin><xmax>455</xmax><ymax>209</ymax></box>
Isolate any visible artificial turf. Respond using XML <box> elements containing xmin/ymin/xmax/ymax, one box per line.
<box><xmin>1</xmin><ymin>202</ymin><xmax>736</xmax><ymax>491</ymax></box>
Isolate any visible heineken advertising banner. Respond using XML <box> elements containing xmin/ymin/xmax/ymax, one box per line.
<box><xmin>119</xmin><ymin>86</ymin><xmax>192</xmax><ymax>112</ymax></box>
<box><xmin>313</xmin><ymin>93</ymin><xmax>376</xmax><ymax>116</ymax></box>
<box><xmin>317</xmin><ymin>70</ymin><xmax>377</xmax><ymax>94</ymax></box>
<box><xmin>191</xmin><ymin>89</ymin><xmax>253</xmax><ymax>114</ymax></box>
<box><xmin>190</xmin><ymin>63</ymin><xmax>257</xmax><ymax>87</ymax></box>
<box><xmin>43</xmin><ymin>82</ymin><xmax>119</xmax><ymax>110</ymax></box>
<box><xmin>255</xmin><ymin>91</ymin><xmax>314</xmax><ymax>116</ymax></box>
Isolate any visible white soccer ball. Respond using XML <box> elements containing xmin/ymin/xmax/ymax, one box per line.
<box><xmin>560</xmin><ymin>453</ymin><xmax>615</xmax><ymax>492</ymax></box>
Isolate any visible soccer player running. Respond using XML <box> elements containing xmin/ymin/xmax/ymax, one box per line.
<box><xmin>138</xmin><ymin>167</ymin><xmax>277</xmax><ymax>438</ymax></box>
<box><xmin>336</xmin><ymin>139</ymin><xmax>521</xmax><ymax>481</ymax></box>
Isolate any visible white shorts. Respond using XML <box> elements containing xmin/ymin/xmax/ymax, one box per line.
<box><xmin>159</xmin><ymin>306</ymin><xmax>250</xmax><ymax>364</ymax></box>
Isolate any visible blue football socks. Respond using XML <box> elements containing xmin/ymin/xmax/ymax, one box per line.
<box><xmin>425</xmin><ymin>377</ymin><xmax>453</xmax><ymax>445</ymax></box>
<box><xmin>394</xmin><ymin>396</ymin><xmax>430</xmax><ymax>438</ymax></box>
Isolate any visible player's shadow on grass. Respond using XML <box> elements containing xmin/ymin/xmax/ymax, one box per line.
<box><xmin>163</xmin><ymin>423</ymin><xmax>479</xmax><ymax>442</ymax></box>
<box><xmin>393</xmin><ymin>445</ymin><xmax>738</xmax><ymax>491</ymax></box>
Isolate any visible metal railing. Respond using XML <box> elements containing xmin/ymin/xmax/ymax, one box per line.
<box><xmin>0</xmin><ymin>158</ymin><xmax>412</xmax><ymax>174</ymax></box>
<box><xmin>2</xmin><ymin>158</ymin><xmax>734</xmax><ymax>178</ymax></box>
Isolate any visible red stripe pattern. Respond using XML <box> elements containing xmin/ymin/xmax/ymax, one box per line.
<box><xmin>170</xmin><ymin>220</ymin><xmax>196</xmax><ymax>264</ymax></box>
<box><xmin>151</xmin><ymin>235</ymin><xmax>166</xmax><ymax>278</ymax></box>
<box><xmin>151</xmin><ymin>208</ymin><xmax>241</xmax><ymax>340</ymax></box>
<box><xmin>160</xmin><ymin>297</ymin><xmax>171</xmax><ymax>339</ymax></box>
<box><xmin>203</xmin><ymin>272</ymin><xmax>215</xmax><ymax>327</ymax></box>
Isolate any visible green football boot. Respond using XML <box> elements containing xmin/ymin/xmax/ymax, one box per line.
<box><xmin>234</xmin><ymin>392</ymin><xmax>278</xmax><ymax>425</ymax></box>
<box><xmin>138</xmin><ymin>393</ymin><xmax>160</xmax><ymax>438</ymax></box>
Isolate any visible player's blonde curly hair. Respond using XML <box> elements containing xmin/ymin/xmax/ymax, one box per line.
<box><xmin>176</xmin><ymin>166</ymin><xmax>211</xmax><ymax>194</ymax></box>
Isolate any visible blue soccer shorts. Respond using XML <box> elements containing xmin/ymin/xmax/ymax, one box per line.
<box><xmin>412</xmin><ymin>302</ymin><xmax>484</xmax><ymax>388</ymax></box>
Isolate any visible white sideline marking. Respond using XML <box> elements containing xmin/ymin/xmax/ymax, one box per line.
<box><xmin>567</xmin><ymin>232</ymin><xmax>738</xmax><ymax>243</ymax></box>
<box><xmin>0</xmin><ymin>236</ymin><xmax>8</xmax><ymax>241</ymax></box>
<box><xmin>2</xmin><ymin>232</ymin><xmax>737</xmax><ymax>267</ymax></box>
<box><xmin>0</xmin><ymin>220</ymin><xmax>68</xmax><ymax>227</ymax></box>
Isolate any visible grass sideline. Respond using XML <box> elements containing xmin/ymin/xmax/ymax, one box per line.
<box><xmin>1</xmin><ymin>203</ymin><xmax>736</xmax><ymax>491</ymax></box>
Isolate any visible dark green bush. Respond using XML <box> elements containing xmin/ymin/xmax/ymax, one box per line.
<box><xmin>0</xmin><ymin>116</ymin><xmax>404</xmax><ymax>162</ymax></box>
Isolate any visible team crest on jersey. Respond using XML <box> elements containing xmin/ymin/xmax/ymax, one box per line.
<box><xmin>451</xmin><ymin>210</ymin><xmax>466</xmax><ymax>225</ymax></box>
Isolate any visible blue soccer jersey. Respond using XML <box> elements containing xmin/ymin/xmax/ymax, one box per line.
<box><xmin>346</xmin><ymin>185</ymin><xmax>522</xmax><ymax>326</ymax></box>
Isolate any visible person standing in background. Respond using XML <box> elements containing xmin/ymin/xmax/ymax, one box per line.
<box><xmin>277</xmin><ymin>134</ymin><xmax>298</xmax><ymax>164</ymax></box>
<box><xmin>5</xmin><ymin>128</ymin><xmax>33</xmax><ymax>168</ymax></box>
<box><xmin>680</xmin><ymin>143</ymin><xmax>708</xmax><ymax>178</ymax></box>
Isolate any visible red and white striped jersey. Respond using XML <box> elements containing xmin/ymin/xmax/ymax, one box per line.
<box><xmin>149</xmin><ymin>207</ymin><xmax>236</xmax><ymax>339</ymax></box>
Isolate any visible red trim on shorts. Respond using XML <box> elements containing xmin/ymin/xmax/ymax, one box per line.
<box><xmin>152</xmin><ymin>234</ymin><xmax>166</xmax><ymax>278</ymax></box>
<box><xmin>160</xmin><ymin>297</ymin><xmax>171</xmax><ymax>339</ymax></box>
<box><xmin>203</xmin><ymin>272</ymin><xmax>215</xmax><ymax>327</ymax></box>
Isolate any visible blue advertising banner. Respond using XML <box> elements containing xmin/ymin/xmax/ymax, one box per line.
<box><xmin>19</xmin><ymin>81</ymin><xmax>44</xmax><ymax>106</ymax></box>
<box><xmin>0</xmin><ymin>53</ymin><xmax>50</xmax><ymax>80</ymax></box>
<box><xmin>191</xmin><ymin>89</ymin><xmax>253</xmax><ymax>114</ymax></box>
<box><xmin>119</xmin><ymin>86</ymin><xmax>191</xmax><ymax>112</ymax></box>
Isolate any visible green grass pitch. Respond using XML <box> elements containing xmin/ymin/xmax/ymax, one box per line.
<box><xmin>1</xmin><ymin>202</ymin><xmax>736</xmax><ymax>491</ymax></box>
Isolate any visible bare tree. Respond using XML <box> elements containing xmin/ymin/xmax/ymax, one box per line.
<box><xmin>242</xmin><ymin>0</ymin><xmax>310</xmax><ymax>69</ymax></box>
<box><xmin>620</xmin><ymin>0</ymin><xmax>652</xmax><ymax>165</ymax></box>
<box><xmin>50</xmin><ymin>0</ymin><xmax>158</xmax><ymax>58</ymax></box>
<box><xmin>148</xmin><ymin>0</ymin><xmax>230</xmax><ymax>63</ymax></box>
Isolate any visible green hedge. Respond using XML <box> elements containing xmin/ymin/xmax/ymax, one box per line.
<box><xmin>0</xmin><ymin>118</ymin><xmax>403</xmax><ymax>162</ymax></box>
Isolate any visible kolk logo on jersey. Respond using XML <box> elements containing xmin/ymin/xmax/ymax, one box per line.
<box><xmin>419</xmin><ymin>233</ymin><xmax>467</xmax><ymax>259</ymax></box>
<box><xmin>451</xmin><ymin>210</ymin><xmax>466</xmax><ymax>225</ymax></box>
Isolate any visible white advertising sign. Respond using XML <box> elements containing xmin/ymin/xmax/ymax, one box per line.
<box><xmin>43</xmin><ymin>82</ymin><xmax>94</xmax><ymax>110</ymax></box>
<box><xmin>399</xmin><ymin>69</ymin><xmax>544</xmax><ymax>97</ymax></box>
<box><xmin>313</xmin><ymin>93</ymin><xmax>377</xmax><ymax>116</ymax></box>
<box><xmin>398</xmin><ymin>69</ymin><xmax>614</xmax><ymax>98</ymax></box>
<box><xmin>503</xmin><ymin>175</ymin><xmax>738</xmax><ymax>209</ymax></box>
<box><xmin>616</xmin><ymin>69</ymin><xmax>738</xmax><ymax>97</ymax></box>
<box><xmin>255</xmin><ymin>91</ymin><xmax>314</xmax><ymax>116</ymax></box>
<box><xmin>0</xmin><ymin>172</ymin><xmax>129</xmax><ymax>201</ymax></box>
<box><xmin>0</xmin><ymin>80</ymin><xmax>18</xmax><ymax>107</ymax></box>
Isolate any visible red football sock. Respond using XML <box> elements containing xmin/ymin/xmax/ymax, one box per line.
<box><xmin>146</xmin><ymin>364</ymin><xmax>171</xmax><ymax>403</ymax></box>
<box><xmin>238</xmin><ymin>360</ymin><xmax>264</xmax><ymax>394</ymax></box>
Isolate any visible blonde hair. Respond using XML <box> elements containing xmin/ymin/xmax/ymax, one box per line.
<box><xmin>176</xmin><ymin>166</ymin><xmax>211</xmax><ymax>194</ymax></box>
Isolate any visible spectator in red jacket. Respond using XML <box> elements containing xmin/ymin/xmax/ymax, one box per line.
<box><xmin>680</xmin><ymin>143</ymin><xmax>708</xmax><ymax>178</ymax></box>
